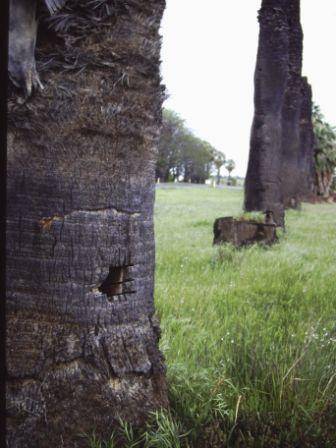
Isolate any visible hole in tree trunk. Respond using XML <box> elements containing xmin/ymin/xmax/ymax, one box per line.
<box><xmin>98</xmin><ymin>265</ymin><xmax>135</xmax><ymax>297</ymax></box>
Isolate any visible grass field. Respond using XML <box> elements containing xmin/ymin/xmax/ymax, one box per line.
<box><xmin>153</xmin><ymin>185</ymin><xmax>336</xmax><ymax>447</ymax></box>
<box><xmin>90</xmin><ymin>185</ymin><xmax>336</xmax><ymax>447</ymax></box>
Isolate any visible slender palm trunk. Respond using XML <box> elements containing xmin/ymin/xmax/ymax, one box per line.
<box><xmin>6</xmin><ymin>2</ymin><xmax>167</xmax><ymax>446</ymax></box>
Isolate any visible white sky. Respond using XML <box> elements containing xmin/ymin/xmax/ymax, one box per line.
<box><xmin>160</xmin><ymin>0</ymin><xmax>336</xmax><ymax>176</ymax></box>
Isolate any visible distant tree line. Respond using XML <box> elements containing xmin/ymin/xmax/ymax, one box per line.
<box><xmin>157</xmin><ymin>107</ymin><xmax>335</xmax><ymax>194</ymax></box>
<box><xmin>156</xmin><ymin>109</ymin><xmax>235</xmax><ymax>184</ymax></box>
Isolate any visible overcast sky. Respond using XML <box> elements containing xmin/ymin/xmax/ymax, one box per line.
<box><xmin>160</xmin><ymin>0</ymin><xmax>336</xmax><ymax>176</ymax></box>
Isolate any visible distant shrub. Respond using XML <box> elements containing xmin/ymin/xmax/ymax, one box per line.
<box><xmin>230</xmin><ymin>177</ymin><xmax>237</xmax><ymax>186</ymax></box>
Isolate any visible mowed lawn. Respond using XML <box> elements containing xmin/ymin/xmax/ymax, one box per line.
<box><xmin>154</xmin><ymin>185</ymin><xmax>336</xmax><ymax>447</ymax></box>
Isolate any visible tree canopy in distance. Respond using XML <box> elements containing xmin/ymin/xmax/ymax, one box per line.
<box><xmin>157</xmin><ymin>109</ymin><xmax>234</xmax><ymax>185</ymax></box>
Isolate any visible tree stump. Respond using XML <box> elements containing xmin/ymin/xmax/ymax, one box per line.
<box><xmin>213</xmin><ymin>217</ymin><xmax>277</xmax><ymax>247</ymax></box>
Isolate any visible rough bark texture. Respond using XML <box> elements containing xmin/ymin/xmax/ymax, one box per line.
<box><xmin>297</xmin><ymin>79</ymin><xmax>315</xmax><ymax>201</ymax></box>
<box><xmin>6</xmin><ymin>1</ymin><xmax>167</xmax><ymax>447</ymax></box>
<box><xmin>244</xmin><ymin>0</ymin><xmax>315</xmax><ymax>225</ymax></box>
<box><xmin>213</xmin><ymin>217</ymin><xmax>277</xmax><ymax>247</ymax></box>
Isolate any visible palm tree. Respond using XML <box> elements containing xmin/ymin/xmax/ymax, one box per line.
<box><xmin>6</xmin><ymin>1</ymin><xmax>167</xmax><ymax>446</ymax></box>
<box><xmin>212</xmin><ymin>150</ymin><xmax>226</xmax><ymax>185</ymax></box>
<box><xmin>225</xmin><ymin>159</ymin><xmax>236</xmax><ymax>184</ymax></box>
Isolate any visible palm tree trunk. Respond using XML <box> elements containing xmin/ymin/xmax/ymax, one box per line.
<box><xmin>244</xmin><ymin>0</ymin><xmax>289</xmax><ymax>226</ymax></box>
<box><xmin>6</xmin><ymin>1</ymin><xmax>167</xmax><ymax>446</ymax></box>
<box><xmin>280</xmin><ymin>1</ymin><xmax>314</xmax><ymax>206</ymax></box>
<box><xmin>217</xmin><ymin>168</ymin><xmax>221</xmax><ymax>185</ymax></box>
<box><xmin>297</xmin><ymin>79</ymin><xmax>315</xmax><ymax>199</ymax></box>
<box><xmin>244</xmin><ymin>0</ymin><xmax>315</xmax><ymax>224</ymax></box>
<box><xmin>316</xmin><ymin>170</ymin><xmax>333</xmax><ymax>198</ymax></box>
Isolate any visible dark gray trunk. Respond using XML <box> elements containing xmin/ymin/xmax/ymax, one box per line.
<box><xmin>297</xmin><ymin>78</ymin><xmax>316</xmax><ymax>200</ymax></box>
<box><xmin>280</xmin><ymin>1</ymin><xmax>315</xmax><ymax>206</ymax></box>
<box><xmin>244</xmin><ymin>0</ymin><xmax>289</xmax><ymax>225</ymax></box>
<box><xmin>6</xmin><ymin>1</ymin><xmax>167</xmax><ymax>447</ymax></box>
<box><xmin>244</xmin><ymin>0</ymin><xmax>315</xmax><ymax>224</ymax></box>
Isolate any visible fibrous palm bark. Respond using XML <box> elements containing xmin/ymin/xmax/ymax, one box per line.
<box><xmin>280</xmin><ymin>0</ymin><xmax>315</xmax><ymax>207</ymax></box>
<box><xmin>6</xmin><ymin>1</ymin><xmax>167</xmax><ymax>447</ymax></box>
<box><xmin>244</xmin><ymin>0</ymin><xmax>315</xmax><ymax>225</ymax></box>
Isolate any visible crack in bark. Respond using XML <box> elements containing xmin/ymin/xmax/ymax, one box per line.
<box><xmin>50</xmin><ymin>236</ymin><xmax>57</xmax><ymax>257</ymax></box>
<box><xmin>120</xmin><ymin>328</ymin><xmax>135</xmax><ymax>372</ymax></box>
<box><xmin>64</xmin><ymin>207</ymin><xmax>141</xmax><ymax>218</ymax></box>
<box><xmin>39</xmin><ymin>207</ymin><xmax>140</xmax><ymax>232</ymax></box>
<box><xmin>101</xmin><ymin>337</ymin><xmax>116</xmax><ymax>377</ymax></box>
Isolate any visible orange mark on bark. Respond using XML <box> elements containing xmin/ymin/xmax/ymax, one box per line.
<box><xmin>39</xmin><ymin>215</ymin><xmax>63</xmax><ymax>231</ymax></box>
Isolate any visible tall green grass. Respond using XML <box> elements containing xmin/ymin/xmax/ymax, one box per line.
<box><xmin>90</xmin><ymin>186</ymin><xmax>335</xmax><ymax>447</ymax></box>
<box><xmin>154</xmin><ymin>186</ymin><xmax>336</xmax><ymax>447</ymax></box>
